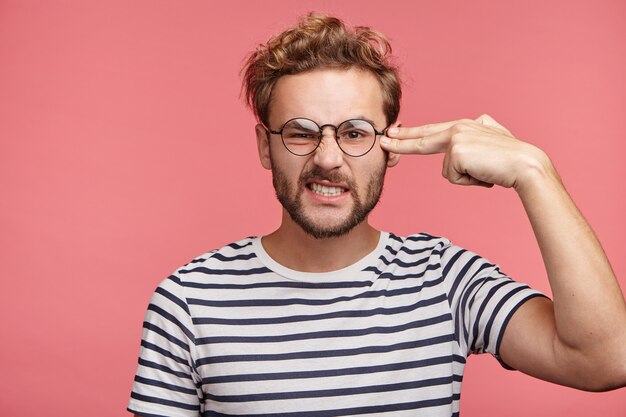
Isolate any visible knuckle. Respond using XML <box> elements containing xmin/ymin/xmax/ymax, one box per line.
<box><xmin>450</xmin><ymin>132</ymin><xmax>464</xmax><ymax>144</ymax></box>
<box><xmin>451</xmin><ymin>122</ymin><xmax>471</xmax><ymax>134</ymax></box>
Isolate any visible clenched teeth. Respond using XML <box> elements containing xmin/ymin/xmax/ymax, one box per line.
<box><xmin>310</xmin><ymin>183</ymin><xmax>346</xmax><ymax>196</ymax></box>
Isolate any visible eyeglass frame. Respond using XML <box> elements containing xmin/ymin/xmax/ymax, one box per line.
<box><xmin>265</xmin><ymin>117</ymin><xmax>389</xmax><ymax>157</ymax></box>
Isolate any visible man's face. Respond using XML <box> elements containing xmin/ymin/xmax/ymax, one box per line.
<box><xmin>256</xmin><ymin>68</ymin><xmax>399</xmax><ymax>239</ymax></box>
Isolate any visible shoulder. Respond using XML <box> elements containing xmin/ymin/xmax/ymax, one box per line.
<box><xmin>173</xmin><ymin>236</ymin><xmax>260</xmax><ymax>275</ymax></box>
<box><xmin>387</xmin><ymin>232</ymin><xmax>452</xmax><ymax>256</ymax></box>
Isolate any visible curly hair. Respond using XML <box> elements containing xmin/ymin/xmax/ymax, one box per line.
<box><xmin>242</xmin><ymin>13</ymin><xmax>401</xmax><ymax>127</ymax></box>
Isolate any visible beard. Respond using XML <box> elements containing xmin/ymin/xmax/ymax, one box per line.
<box><xmin>270</xmin><ymin>154</ymin><xmax>388</xmax><ymax>239</ymax></box>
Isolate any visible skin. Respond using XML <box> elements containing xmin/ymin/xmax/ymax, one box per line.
<box><xmin>380</xmin><ymin>115</ymin><xmax>626</xmax><ymax>391</ymax></box>
<box><xmin>255</xmin><ymin>68</ymin><xmax>399</xmax><ymax>272</ymax></box>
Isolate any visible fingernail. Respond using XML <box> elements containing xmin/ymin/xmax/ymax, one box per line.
<box><xmin>388</xmin><ymin>127</ymin><xmax>399</xmax><ymax>136</ymax></box>
<box><xmin>380</xmin><ymin>137</ymin><xmax>391</xmax><ymax>144</ymax></box>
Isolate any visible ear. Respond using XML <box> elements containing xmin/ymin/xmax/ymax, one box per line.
<box><xmin>385</xmin><ymin>120</ymin><xmax>401</xmax><ymax>168</ymax></box>
<box><xmin>255</xmin><ymin>123</ymin><xmax>272</xmax><ymax>170</ymax></box>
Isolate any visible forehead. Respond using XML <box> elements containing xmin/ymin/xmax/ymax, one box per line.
<box><xmin>269</xmin><ymin>68</ymin><xmax>386</xmax><ymax>126</ymax></box>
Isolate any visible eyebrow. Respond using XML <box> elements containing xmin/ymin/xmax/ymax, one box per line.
<box><xmin>351</xmin><ymin>116</ymin><xmax>379</xmax><ymax>127</ymax></box>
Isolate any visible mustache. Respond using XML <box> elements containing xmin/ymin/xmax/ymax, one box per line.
<box><xmin>298</xmin><ymin>166</ymin><xmax>353</xmax><ymax>186</ymax></box>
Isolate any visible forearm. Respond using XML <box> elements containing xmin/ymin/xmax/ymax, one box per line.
<box><xmin>515</xmin><ymin>151</ymin><xmax>626</xmax><ymax>365</ymax></box>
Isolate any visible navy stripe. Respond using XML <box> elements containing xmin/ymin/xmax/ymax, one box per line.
<box><xmin>141</xmin><ymin>340</ymin><xmax>189</xmax><ymax>366</ymax></box>
<box><xmin>187</xmin><ymin>278</ymin><xmax>441</xmax><ymax>308</ymax></box>
<box><xmin>388</xmin><ymin>232</ymin><xmax>404</xmax><ymax>243</ymax></box>
<box><xmin>405</xmin><ymin>234</ymin><xmax>440</xmax><ymax>242</ymax></box>
<box><xmin>196</xmin><ymin>313</ymin><xmax>451</xmax><ymax>345</ymax></box>
<box><xmin>469</xmin><ymin>280</ymin><xmax>511</xmax><ymax>353</ymax></box>
<box><xmin>155</xmin><ymin>286</ymin><xmax>190</xmax><ymax>315</ymax></box>
<box><xmin>446</xmin><ymin>254</ymin><xmax>481</xmax><ymax>306</ymax></box>
<box><xmin>378</xmin><ymin>263</ymin><xmax>441</xmax><ymax>279</ymax></box>
<box><xmin>455</xmin><ymin>275</ymin><xmax>497</xmax><ymax>347</ymax></box>
<box><xmin>481</xmin><ymin>284</ymin><xmax>528</xmax><ymax>351</ymax></box>
<box><xmin>202</xmin><ymin>354</ymin><xmax>466</xmax><ymax>384</ymax></box>
<box><xmin>382</xmin><ymin>244</ymin><xmax>398</xmax><ymax>257</ymax></box>
<box><xmin>205</xmin><ymin>375</ymin><xmax>455</xmax><ymax>403</ymax></box>
<box><xmin>379</xmin><ymin>255</ymin><xmax>431</xmax><ymax>268</ymax></box>
<box><xmin>495</xmin><ymin>293</ymin><xmax>548</xmax><ymax>369</ymax></box>
<box><xmin>203</xmin><ymin>394</ymin><xmax>456</xmax><ymax>417</ymax></box>
<box><xmin>190</xmin><ymin>257</ymin><xmax>209</xmax><ymax>263</ymax></box>
<box><xmin>138</xmin><ymin>358</ymin><xmax>193</xmax><ymax>379</ymax></box>
<box><xmin>130</xmin><ymin>392</ymin><xmax>199</xmax><ymax>411</ymax></box>
<box><xmin>398</xmin><ymin>244</ymin><xmax>440</xmax><ymax>255</ymax></box>
<box><xmin>226</xmin><ymin>240</ymin><xmax>253</xmax><ymax>250</ymax></box>
<box><xmin>143</xmin><ymin>322</ymin><xmax>190</xmax><ymax>352</ymax></box>
<box><xmin>134</xmin><ymin>375</ymin><xmax>198</xmax><ymax>396</ymax></box>
<box><xmin>179</xmin><ymin>266</ymin><xmax>272</xmax><ymax>276</ymax></box>
<box><xmin>441</xmin><ymin>248</ymin><xmax>466</xmax><ymax>280</ymax></box>
<box><xmin>209</xmin><ymin>252</ymin><xmax>257</xmax><ymax>262</ymax></box>
<box><xmin>180</xmin><ymin>280</ymin><xmax>371</xmax><ymax>290</ymax></box>
<box><xmin>127</xmin><ymin>408</ymin><xmax>172</xmax><ymax>417</ymax></box>
<box><xmin>197</xmin><ymin>333</ymin><xmax>454</xmax><ymax>365</ymax></box>
<box><xmin>192</xmin><ymin>293</ymin><xmax>448</xmax><ymax>326</ymax></box>
<box><xmin>147</xmin><ymin>303</ymin><xmax>195</xmax><ymax>342</ymax></box>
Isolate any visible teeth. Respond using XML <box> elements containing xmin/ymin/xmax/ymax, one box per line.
<box><xmin>310</xmin><ymin>183</ymin><xmax>345</xmax><ymax>196</ymax></box>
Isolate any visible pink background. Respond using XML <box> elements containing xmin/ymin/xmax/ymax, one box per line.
<box><xmin>1</xmin><ymin>0</ymin><xmax>625</xmax><ymax>415</ymax></box>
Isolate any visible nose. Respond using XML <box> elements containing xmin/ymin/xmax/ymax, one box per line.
<box><xmin>312</xmin><ymin>126</ymin><xmax>344</xmax><ymax>170</ymax></box>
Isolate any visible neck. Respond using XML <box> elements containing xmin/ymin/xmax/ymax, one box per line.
<box><xmin>261</xmin><ymin>211</ymin><xmax>381</xmax><ymax>273</ymax></box>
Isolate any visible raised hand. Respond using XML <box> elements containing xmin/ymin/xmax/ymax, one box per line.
<box><xmin>380</xmin><ymin>114</ymin><xmax>553</xmax><ymax>191</ymax></box>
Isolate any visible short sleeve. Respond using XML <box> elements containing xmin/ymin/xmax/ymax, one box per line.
<box><xmin>128</xmin><ymin>275</ymin><xmax>202</xmax><ymax>417</ymax></box>
<box><xmin>440</xmin><ymin>243</ymin><xmax>546</xmax><ymax>365</ymax></box>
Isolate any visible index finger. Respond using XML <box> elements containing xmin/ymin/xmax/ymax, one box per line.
<box><xmin>380</xmin><ymin>128</ymin><xmax>451</xmax><ymax>155</ymax></box>
<box><xmin>387</xmin><ymin>119</ymin><xmax>473</xmax><ymax>139</ymax></box>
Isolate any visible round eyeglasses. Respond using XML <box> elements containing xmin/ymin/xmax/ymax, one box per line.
<box><xmin>267</xmin><ymin>118</ymin><xmax>387</xmax><ymax>157</ymax></box>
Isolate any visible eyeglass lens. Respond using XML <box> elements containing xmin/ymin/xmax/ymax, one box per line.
<box><xmin>280</xmin><ymin>119</ymin><xmax>377</xmax><ymax>157</ymax></box>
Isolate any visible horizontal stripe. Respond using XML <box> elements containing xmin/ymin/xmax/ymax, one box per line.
<box><xmin>404</xmin><ymin>233</ymin><xmax>440</xmax><ymax>242</ymax></box>
<box><xmin>187</xmin><ymin>278</ymin><xmax>442</xmax><ymax>308</ymax></box>
<box><xmin>180</xmin><ymin>280</ymin><xmax>371</xmax><ymax>290</ymax></box>
<box><xmin>196</xmin><ymin>313</ymin><xmax>451</xmax><ymax>345</ymax></box>
<box><xmin>226</xmin><ymin>240</ymin><xmax>253</xmax><ymax>250</ymax></box>
<box><xmin>191</xmin><ymin>293</ymin><xmax>447</xmax><ymax>326</ymax></box>
<box><xmin>197</xmin><ymin>333</ymin><xmax>454</xmax><ymax>365</ymax></box>
<box><xmin>480</xmin><ymin>284</ymin><xmax>528</xmax><ymax>352</ymax></box>
<box><xmin>141</xmin><ymin>340</ymin><xmax>189</xmax><ymax>366</ymax></box>
<box><xmin>134</xmin><ymin>375</ymin><xmax>198</xmax><ymax>396</ymax></box>
<box><xmin>126</xmin><ymin>407</ymin><xmax>173</xmax><ymax>417</ymax></box>
<box><xmin>155</xmin><ymin>286</ymin><xmax>190</xmax><ymax>315</ymax></box>
<box><xmin>378</xmin><ymin>254</ymin><xmax>431</xmax><ymax>268</ymax></box>
<box><xmin>147</xmin><ymin>304</ymin><xmax>195</xmax><ymax>342</ymax></box>
<box><xmin>130</xmin><ymin>392</ymin><xmax>199</xmax><ymax>411</ymax></box>
<box><xmin>209</xmin><ymin>252</ymin><xmax>258</xmax><ymax>262</ymax></box>
<box><xmin>362</xmin><ymin>261</ymin><xmax>440</xmax><ymax>277</ymax></box>
<box><xmin>131</xmin><ymin>233</ymin><xmax>541</xmax><ymax>416</ymax></box>
<box><xmin>179</xmin><ymin>266</ymin><xmax>272</xmax><ymax>276</ymax></box>
<box><xmin>143</xmin><ymin>322</ymin><xmax>190</xmax><ymax>352</ymax></box>
<box><xmin>202</xmin><ymin>354</ymin><xmax>466</xmax><ymax>384</ymax></box>
<box><xmin>137</xmin><ymin>358</ymin><xmax>194</xmax><ymax>380</ymax></box>
<box><xmin>203</xmin><ymin>394</ymin><xmax>458</xmax><ymax>417</ymax></box>
<box><xmin>206</xmin><ymin>375</ymin><xmax>457</xmax><ymax>403</ymax></box>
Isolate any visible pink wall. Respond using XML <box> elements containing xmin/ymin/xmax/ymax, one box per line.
<box><xmin>1</xmin><ymin>0</ymin><xmax>624</xmax><ymax>415</ymax></box>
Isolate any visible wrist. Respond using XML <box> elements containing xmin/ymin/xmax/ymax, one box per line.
<box><xmin>513</xmin><ymin>146</ymin><xmax>560</xmax><ymax>196</ymax></box>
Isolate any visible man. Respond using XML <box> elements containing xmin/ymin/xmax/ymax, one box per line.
<box><xmin>128</xmin><ymin>13</ymin><xmax>626</xmax><ymax>417</ymax></box>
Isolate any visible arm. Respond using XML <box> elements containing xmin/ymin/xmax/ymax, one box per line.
<box><xmin>380</xmin><ymin>114</ymin><xmax>626</xmax><ymax>390</ymax></box>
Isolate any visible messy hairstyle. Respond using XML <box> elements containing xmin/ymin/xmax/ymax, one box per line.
<box><xmin>242</xmin><ymin>13</ymin><xmax>401</xmax><ymax>127</ymax></box>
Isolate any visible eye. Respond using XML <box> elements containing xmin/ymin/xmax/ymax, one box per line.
<box><xmin>284</xmin><ymin>130</ymin><xmax>318</xmax><ymax>140</ymax></box>
<box><xmin>339</xmin><ymin>128</ymin><xmax>368</xmax><ymax>141</ymax></box>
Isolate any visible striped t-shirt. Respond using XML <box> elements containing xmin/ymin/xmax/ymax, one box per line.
<box><xmin>128</xmin><ymin>232</ymin><xmax>543</xmax><ymax>417</ymax></box>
